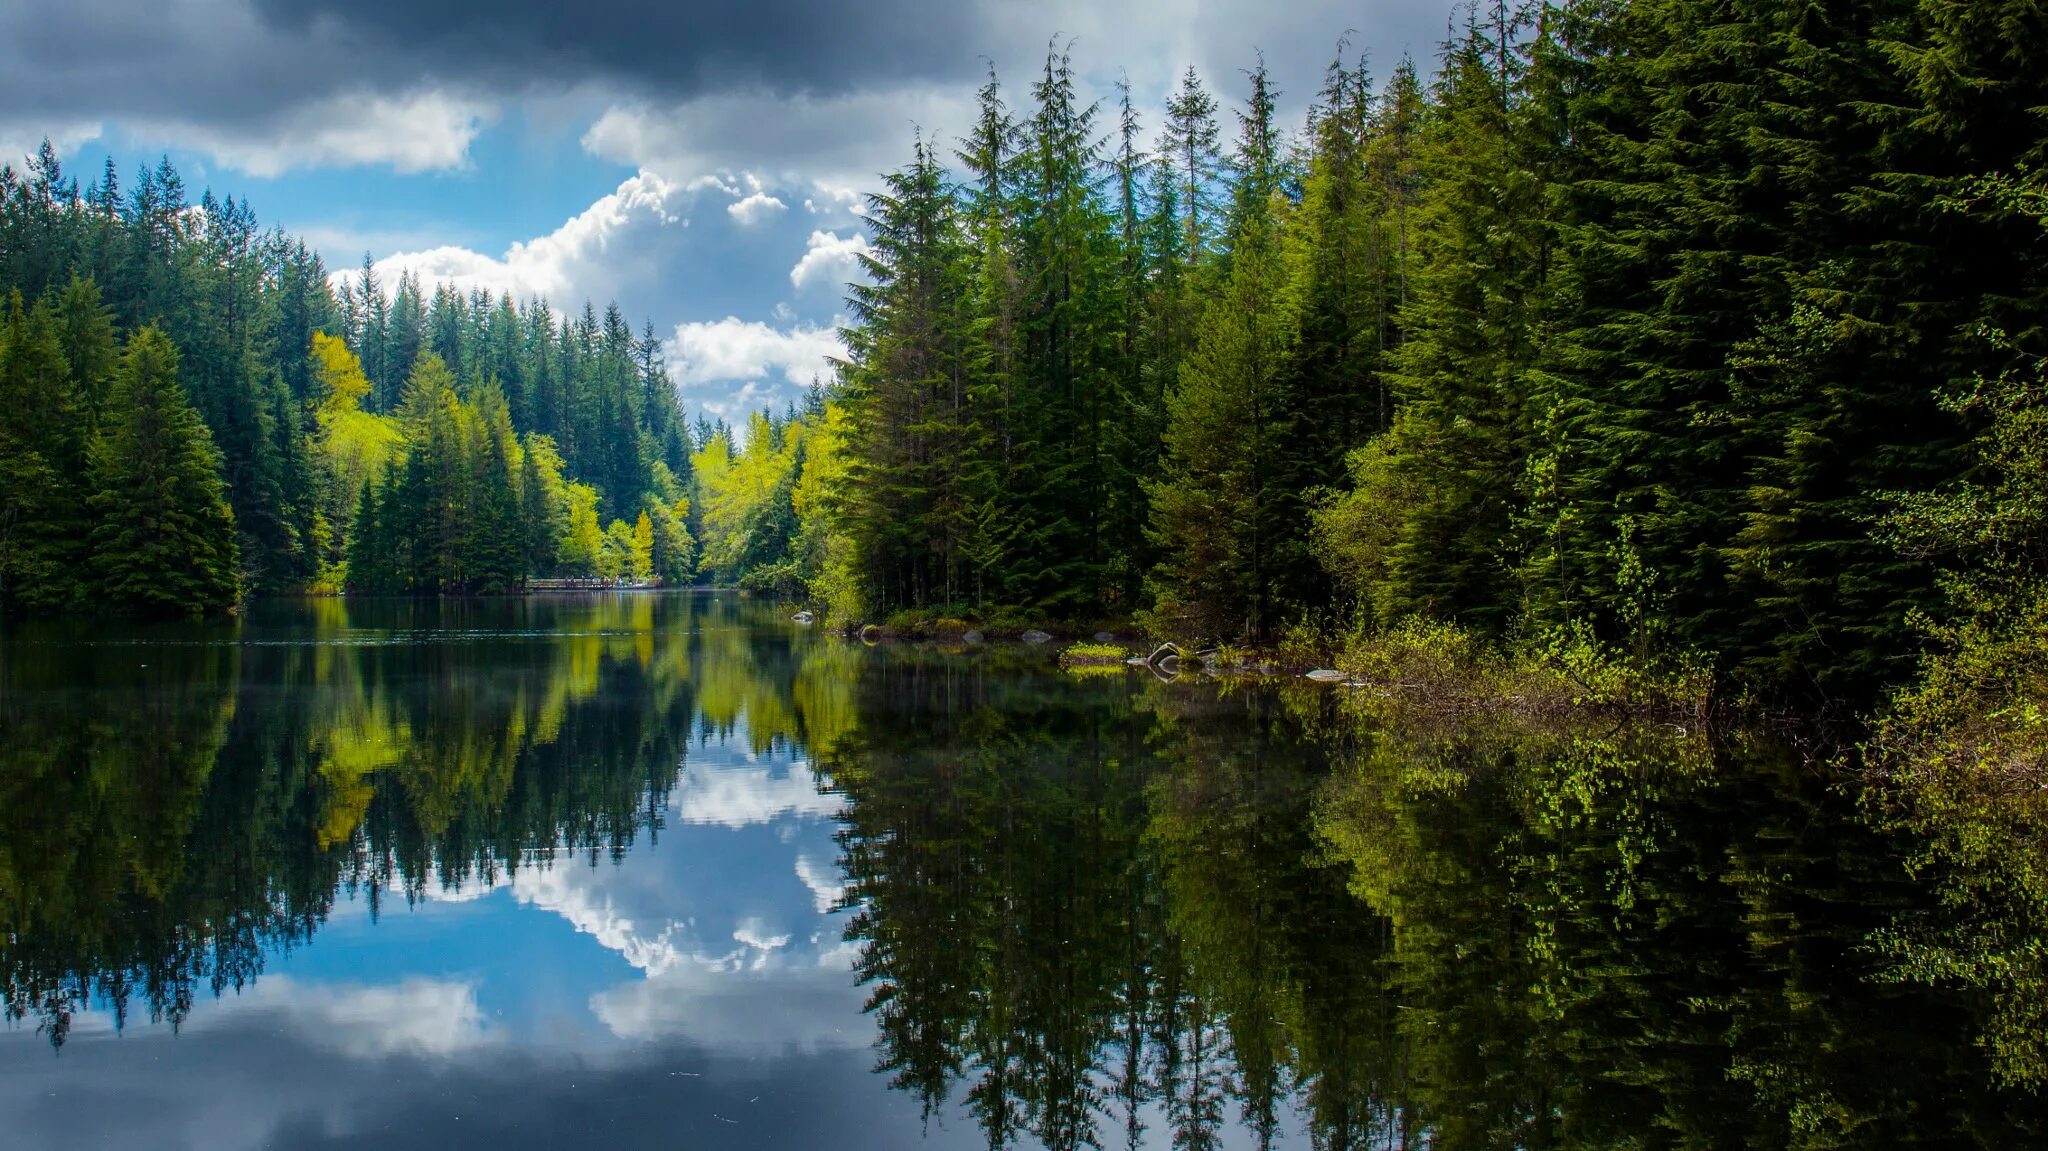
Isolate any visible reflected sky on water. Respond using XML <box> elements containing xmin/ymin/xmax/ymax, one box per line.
<box><xmin>1</xmin><ymin>592</ymin><xmax>2043</xmax><ymax>1149</ymax></box>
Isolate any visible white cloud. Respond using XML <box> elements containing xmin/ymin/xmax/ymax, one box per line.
<box><xmin>663</xmin><ymin>316</ymin><xmax>843</xmax><ymax>420</ymax></box>
<box><xmin>582</xmin><ymin>86</ymin><xmax>977</xmax><ymax>191</ymax></box>
<box><xmin>794</xmin><ymin>853</ymin><xmax>847</xmax><ymax>914</ymax></box>
<box><xmin>788</xmin><ymin>229</ymin><xmax>872</xmax><ymax>292</ymax></box>
<box><xmin>171</xmin><ymin>976</ymin><xmax>492</xmax><ymax>1060</ymax></box>
<box><xmin>733</xmin><ymin>917</ymin><xmax>791</xmax><ymax>953</ymax></box>
<box><xmin>326</xmin><ymin>169</ymin><xmax>690</xmax><ymax>305</ymax></box>
<box><xmin>514</xmin><ymin>864</ymin><xmax>692</xmax><ymax>977</ymax></box>
<box><xmin>809</xmin><ymin>182</ymin><xmax>863</xmax><ymax>213</ymax></box>
<box><xmin>687</xmin><ymin>172</ymin><xmax>743</xmax><ymax>196</ymax></box>
<box><xmin>726</xmin><ymin>190</ymin><xmax>787</xmax><ymax>226</ymax></box>
<box><xmin>136</xmin><ymin>88</ymin><xmax>489</xmax><ymax>178</ymax></box>
<box><xmin>588</xmin><ymin>938</ymin><xmax>865</xmax><ymax>1051</ymax></box>
<box><xmin>671</xmin><ymin>759</ymin><xmax>846</xmax><ymax>829</ymax></box>
<box><xmin>0</xmin><ymin>120</ymin><xmax>102</xmax><ymax>171</ymax></box>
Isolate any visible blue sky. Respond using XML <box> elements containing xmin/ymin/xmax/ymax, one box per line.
<box><xmin>2</xmin><ymin>0</ymin><xmax>1455</xmax><ymax>423</ymax></box>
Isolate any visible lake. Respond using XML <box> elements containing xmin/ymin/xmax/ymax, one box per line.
<box><xmin>1</xmin><ymin>591</ymin><xmax>2042</xmax><ymax>1149</ymax></box>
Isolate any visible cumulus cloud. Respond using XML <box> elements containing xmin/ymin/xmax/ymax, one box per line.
<box><xmin>663</xmin><ymin>316</ymin><xmax>843</xmax><ymax>419</ymax></box>
<box><xmin>806</xmin><ymin>183</ymin><xmax>863</xmax><ymax>215</ymax></box>
<box><xmin>177</xmin><ymin>975</ymin><xmax>493</xmax><ymax>1059</ymax></box>
<box><xmin>726</xmin><ymin>191</ymin><xmax>787</xmax><ymax>226</ymax></box>
<box><xmin>0</xmin><ymin>121</ymin><xmax>101</xmax><ymax>168</ymax></box>
<box><xmin>327</xmin><ymin>169</ymin><xmax>689</xmax><ymax>304</ymax></box>
<box><xmin>788</xmin><ymin>230</ymin><xmax>871</xmax><ymax>292</ymax></box>
<box><xmin>588</xmin><ymin>951</ymin><xmax>866</xmax><ymax>1050</ymax></box>
<box><xmin>130</xmin><ymin>88</ymin><xmax>487</xmax><ymax>177</ymax></box>
<box><xmin>732</xmin><ymin>917</ymin><xmax>792</xmax><ymax>953</ymax></box>
<box><xmin>514</xmin><ymin>864</ymin><xmax>693</xmax><ymax>977</ymax></box>
<box><xmin>582</xmin><ymin>86</ymin><xmax>978</xmax><ymax>191</ymax></box>
<box><xmin>671</xmin><ymin>759</ymin><xmax>846</xmax><ymax>829</ymax></box>
<box><xmin>794</xmin><ymin>853</ymin><xmax>847</xmax><ymax>914</ymax></box>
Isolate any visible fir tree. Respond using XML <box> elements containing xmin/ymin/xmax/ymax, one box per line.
<box><xmin>87</xmin><ymin>328</ymin><xmax>239</xmax><ymax>614</ymax></box>
<box><xmin>1147</xmin><ymin>60</ymin><xmax>1302</xmax><ymax>641</ymax></box>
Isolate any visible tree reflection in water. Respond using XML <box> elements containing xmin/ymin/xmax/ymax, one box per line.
<box><xmin>2</xmin><ymin>596</ymin><xmax>2046</xmax><ymax>1148</ymax></box>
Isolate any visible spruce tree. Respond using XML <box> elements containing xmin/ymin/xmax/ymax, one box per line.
<box><xmin>841</xmin><ymin>137</ymin><xmax>975</xmax><ymax>608</ymax></box>
<box><xmin>0</xmin><ymin>291</ymin><xmax>89</xmax><ymax>610</ymax></box>
<box><xmin>87</xmin><ymin>328</ymin><xmax>239</xmax><ymax>614</ymax></box>
<box><xmin>1319</xmin><ymin>17</ymin><xmax>1556</xmax><ymax>633</ymax></box>
<box><xmin>1147</xmin><ymin>61</ymin><xmax>1303</xmax><ymax>641</ymax></box>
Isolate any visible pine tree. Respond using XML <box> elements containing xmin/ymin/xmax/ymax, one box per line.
<box><xmin>87</xmin><ymin>328</ymin><xmax>239</xmax><ymax>614</ymax></box>
<box><xmin>1317</xmin><ymin>16</ymin><xmax>1557</xmax><ymax>633</ymax></box>
<box><xmin>468</xmin><ymin>381</ymin><xmax>526</xmax><ymax>593</ymax></box>
<box><xmin>51</xmin><ymin>275</ymin><xmax>117</xmax><ymax>429</ymax></box>
<box><xmin>0</xmin><ymin>290</ymin><xmax>89</xmax><ymax>610</ymax></box>
<box><xmin>1162</xmin><ymin>66</ymin><xmax>1226</xmax><ymax>264</ymax></box>
<box><xmin>1003</xmin><ymin>41</ymin><xmax>1123</xmax><ymax>612</ymax></box>
<box><xmin>1147</xmin><ymin>60</ymin><xmax>1303</xmax><ymax>641</ymax></box>
<box><xmin>840</xmin><ymin>137</ymin><xmax>976</xmax><ymax>608</ymax></box>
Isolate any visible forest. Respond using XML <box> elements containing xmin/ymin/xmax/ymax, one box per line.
<box><xmin>0</xmin><ymin>151</ymin><xmax>706</xmax><ymax>609</ymax></box>
<box><xmin>817</xmin><ymin>0</ymin><xmax>2048</xmax><ymax>716</ymax></box>
<box><xmin>6</xmin><ymin>0</ymin><xmax>2048</xmax><ymax>719</ymax></box>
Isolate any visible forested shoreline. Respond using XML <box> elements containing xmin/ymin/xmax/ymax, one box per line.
<box><xmin>7</xmin><ymin>0</ymin><xmax>2048</xmax><ymax>722</ymax></box>
<box><xmin>0</xmin><ymin>153</ymin><xmax>712</xmax><ymax>609</ymax></box>
<box><xmin>807</xmin><ymin>0</ymin><xmax>2048</xmax><ymax>724</ymax></box>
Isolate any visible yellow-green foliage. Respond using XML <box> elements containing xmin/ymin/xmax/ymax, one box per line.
<box><xmin>1327</xmin><ymin>617</ymin><xmax>1712</xmax><ymax>722</ymax></box>
<box><xmin>308</xmin><ymin>333</ymin><xmax>400</xmax><ymax>580</ymax></box>
<box><xmin>630</xmin><ymin>512</ymin><xmax>655</xmax><ymax>583</ymax></box>
<box><xmin>694</xmin><ymin>411</ymin><xmax>802</xmax><ymax>583</ymax></box>
<box><xmin>1060</xmin><ymin>641</ymin><xmax>1129</xmax><ymax>665</ymax></box>
<box><xmin>791</xmin><ymin>401</ymin><xmax>864</xmax><ymax>623</ymax></box>
<box><xmin>561</xmin><ymin>482</ymin><xmax>603</xmax><ymax>575</ymax></box>
<box><xmin>598</xmin><ymin>519</ymin><xmax>635</xmax><ymax>581</ymax></box>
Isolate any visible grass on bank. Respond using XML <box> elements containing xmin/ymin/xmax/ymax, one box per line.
<box><xmin>1277</xmin><ymin>617</ymin><xmax>1715</xmax><ymax>723</ymax></box>
<box><xmin>1059</xmin><ymin>641</ymin><xmax>1132</xmax><ymax>669</ymax></box>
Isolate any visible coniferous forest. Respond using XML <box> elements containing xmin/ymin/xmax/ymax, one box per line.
<box><xmin>17</xmin><ymin>6</ymin><xmax>2048</xmax><ymax>1143</ymax></box>
<box><xmin>6</xmin><ymin>0</ymin><xmax>2048</xmax><ymax>722</ymax></box>
<box><xmin>0</xmin><ymin>153</ymin><xmax>700</xmax><ymax>609</ymax></box>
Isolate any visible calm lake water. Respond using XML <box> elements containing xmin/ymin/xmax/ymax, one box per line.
<box><xmin>2</xmin><ymin>591</ymin><xmax>2044</xmax><ymax>1149</ymax></box>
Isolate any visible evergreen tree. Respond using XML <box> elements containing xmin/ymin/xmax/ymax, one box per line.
<box><xmin>87</xmin><ymin>328</ymin><xmax>239</xmax><ymax>614</ymax></box>
<box><xmin>468</xmin><ymin>381</ymin><xmax>525</xmax><ymax>594</ymax></box>
<box><xmin>0</xmin><ymin>290</ymin><xmax>85</xmax><ymax>610</ymax></box>
<box><xmin>1316</xmin><ymin>15</ymin><xmax>1556</xmax><ymax>633</ymax></box>
<box><xmin>840</xmin><ymin>138</ymin><xmax>975</xmax><ymax>608</ymax></box>
<box><xmin>1147</xmin><ymin>61</ymin><xmax>1302</xmax><ymax>641</ymax></box>
<box><xmin>1162</xmin><ymin>66</ymin><xmax>1226</xmax><ymax>263</ymax></box>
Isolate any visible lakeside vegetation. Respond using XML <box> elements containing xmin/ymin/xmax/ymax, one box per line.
<box><xmin>0</xmin><ymin>156</ymin><xmax>706</xmax><ymax>606</ymax></box>
<box><xmin>7</xmin><ymin>7</ymin><xmax>2048</xmax><ymax>803</ymax></box>
<box><xmin>809</xmin><ymin>0</ymin><xmax>2048</xmax><ymax>713</ymax></box>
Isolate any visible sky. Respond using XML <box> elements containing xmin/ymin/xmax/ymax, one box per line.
<box><xmin>0</xmin><ymin>0</ymin><xmax>1457</xmax><ymax>424</ymax></box>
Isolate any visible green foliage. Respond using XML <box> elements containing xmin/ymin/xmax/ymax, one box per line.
<box><xmin>0</xmin><ymin>289</ymin><xmax>88</xmax><ymax>610</ymax></box>
<box><xmin>806</xmin><ymin>5</ymin><xmax>2048</xmax><ymax>707</ymax></box>
<box><xmin>1868</xmin><ymin>329</ymin><xmax>2048</xmax><ymax>1086</ymax></box>
<box><xmin>0</xmin><ymin>150</ymin><xmax>701</xmax><ymax>607</ymax></box>
<box><xmin>86</xmin><ymin>328</ymin><xmax>239</xmax><ymax>614</ymax></box>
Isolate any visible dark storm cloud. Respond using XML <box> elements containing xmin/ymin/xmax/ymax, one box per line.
<box><xmin>249</xmin><ymin>0</ymin><xmax>986</xmax><ymax>99</ymax></box>
<box><xmin>0</xmin><ymin>0</ymin><xmax>1461</xmax><ymax>175</ymax></box>
<box><xmin>0</xmin><ymin>0</ymin><xmax>983</xmax><ymax>168</ymax></box>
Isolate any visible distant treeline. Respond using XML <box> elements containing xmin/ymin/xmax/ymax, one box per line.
<box><xmin>0</xmin><ymin>151</ymin><xmax>711</xmax><ymax>609</ymax></box>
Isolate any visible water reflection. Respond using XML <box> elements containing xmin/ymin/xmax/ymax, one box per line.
<box><xmin>0</xmin><ymin>594</ymin><xmax>2044</xmax><ymax>1148</ymax></box>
